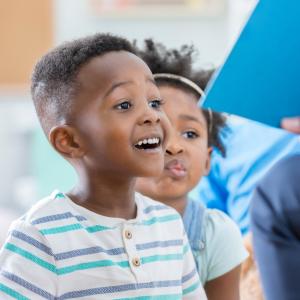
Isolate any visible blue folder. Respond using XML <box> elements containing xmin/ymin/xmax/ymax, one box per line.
<box><xmin>202</xmin><ymin>0</ymin><xmax>300</xmax><ymax>128</ymax></box>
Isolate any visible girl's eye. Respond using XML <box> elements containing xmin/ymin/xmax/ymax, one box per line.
<box><xmin>115</xmin><ymin>101</ymin><xmax>132</xmax><ymax>110</ymax></box>
<box><xmin>182</xmin><ymin>131</ymin><xmax>199</xmax><ymax>139</ymax></box>
<box><xmin>149</xmin><ymin>99</ymin><xmax>163</xmax><ymax>109</ymax></box>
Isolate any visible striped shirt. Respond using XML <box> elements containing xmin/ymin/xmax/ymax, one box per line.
<box><xmin>0</xmin><ymin>191</ymin><xmax>206</xmax><ymax>299</ymax></box>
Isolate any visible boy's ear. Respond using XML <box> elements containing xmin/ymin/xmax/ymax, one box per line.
<box><xmin>49</xmin><ymin>125</ymin><xmax>86</xmax><ymax>158</ymax></box>
<box><xmin>204</xmin><ymin>147</ymin><xmax>213</xmax><ymax>176</ymax></box>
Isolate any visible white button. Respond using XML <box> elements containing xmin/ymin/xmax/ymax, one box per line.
<box><xmin>132</xmin><ymin>257</ymin><xmax>141</xmax><ymax>267</ymax></box>
<box><xmin>124</xmin><ymin>229</ymin><xmax>132</xmax><ymax>239</ymax></box>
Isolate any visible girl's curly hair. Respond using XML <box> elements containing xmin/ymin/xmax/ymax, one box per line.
<box><xmin>136</xmin><ymin>39</ymin><xmax>227</xmax><ymax>156</ymax></box>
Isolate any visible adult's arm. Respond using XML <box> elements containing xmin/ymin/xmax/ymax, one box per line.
<box><xmin>251</xmin><ymin>155</ymin><xmax>300</xmax><ymax>300</ymax></box>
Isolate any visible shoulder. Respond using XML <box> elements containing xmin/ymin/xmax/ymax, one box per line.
<box><xmin>20</xmin><ymin>190</ymin><xmax>68</xmax><ymax>226</ymax></box>
<box><xmin>252</xmin><ymin>154</ymin><xmax>300</xmax><ymax>213</ymax></box>
<box><xmin>204</xmin><ymin>209</ymin><xmax>244</xmax><ymax>248</ymax></box>
<box><xmin>0</xmin><ymin>211</ymin><xmax>55</xmax><ymax>267</ymax></box>
<box><xmin>1</xmin><ymin>191</ymin><xmax>68</xmax><ymax>242</ymax></box>
<box><xmin>135</xmin><ymin>192</ymin><xmax>179</xmax><ymax>216</ymax></box>
<box><xmin>135</xmin><ymin>192</ymin><xmax>184</xmax><ymax>232</ymax></box>
<box><xmin>260</xmin><ymin>154</ymin><xmax>300</xmax><ymax>185</ymax></box>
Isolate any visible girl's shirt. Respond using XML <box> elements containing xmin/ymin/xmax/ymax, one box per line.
<box><xmin>183</xmin><ymin>198</ymin><xmax>248</xmax><ymax>284</ymax></box>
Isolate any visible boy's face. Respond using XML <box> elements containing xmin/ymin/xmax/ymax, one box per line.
<box><xmin>136</xmin><ymin>85</ymin><xmax>211</xmax><ymax>202</ymax></box>
<box><xmin>70</xmin><ymin>51</ymin><xmax>170</xmax><ymax>178</ymax></box>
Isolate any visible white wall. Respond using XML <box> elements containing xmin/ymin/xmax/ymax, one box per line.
<box><xmin>0</xmin><ymin>0</ymin><xmax>258</xmax><ymax>214</ymax></box>
<box><xmin>0</xmin><ymin>92</ymin><xmax>37</xmax><ymax>210</ymax></box>
<box><xmin>54</xmin><ymin>0</ymin><xmax>230</xmax><ymax>67</ymax></box>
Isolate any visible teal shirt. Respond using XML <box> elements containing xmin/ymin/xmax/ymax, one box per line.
<box><xmin>183</xmin><ymin>199</ymin><xmax>248</xmax><ymax>284</ymax></box>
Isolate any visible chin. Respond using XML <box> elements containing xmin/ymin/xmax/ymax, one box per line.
<box><xmin>139</xmin><ymin>163</ymin><xmax>164</xmax><ymax>178</ymax></box>
<box><xmin>141</xmin><ymin>168</ymin><xmax>163</xmax><ymax>178</ymax></box>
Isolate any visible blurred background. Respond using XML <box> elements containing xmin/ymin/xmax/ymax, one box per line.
<box><xmin>0</xmin><ymin>0</ymin><xmax>257</xmax><ymax>239</ymax></box>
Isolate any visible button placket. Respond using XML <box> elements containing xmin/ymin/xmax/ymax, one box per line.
<box><xmin>132</xmin><ymin>257</ymin><xmax>141</xmax><ymax>267</ymax></box>
<box><xmin>122</xmin><ymin>225</ymin><xmax>144</xmax><ymax>279</ymax></box>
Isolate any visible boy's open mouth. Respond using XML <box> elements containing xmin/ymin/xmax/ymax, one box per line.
<box><xmin>134</xmin><ymin>137</ymin><xmax>161</xmax><ymax>150</ymax></box>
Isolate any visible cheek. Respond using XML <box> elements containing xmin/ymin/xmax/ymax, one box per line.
<box><xmin>188</xmin><ymin>145</ymin><xmax>209</xmax><ymax>181</ymax></box>
<box><xmin>159</xmin><ymin>112</ymin><xmax>172</xmax><ymax>142</ymax></box>
<box><xmin>104</xmin><ymin>125</ymin><xmax>132</xmax><ymax>149</ymax></box>
<box><xmin>86</xmin><ymin>126</ymin><xmax>128</xmax><ymax>162</ymax></box>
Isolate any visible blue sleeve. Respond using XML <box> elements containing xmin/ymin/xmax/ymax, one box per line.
<box><xmin>189</xmin><ymin>116</ymin><xmax>300</xmax><ymax>235</ymax></box>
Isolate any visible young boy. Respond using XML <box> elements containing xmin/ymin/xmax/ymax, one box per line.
<box><xmin>135</xmin><ymin>40</ymin><xmax>248</xmax><ymax>300</ymax></box>
<box><xmin>0</xmin><ymin>33</ymin><xmax>206</xmax><ymax>299</ymax></box>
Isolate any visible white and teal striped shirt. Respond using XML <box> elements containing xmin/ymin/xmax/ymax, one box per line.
<box><xmin>0</xmin><ymin>191</ymin><xmax>206</xmax><ymax>299</ymax></box>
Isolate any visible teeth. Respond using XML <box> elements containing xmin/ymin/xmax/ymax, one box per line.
<box><xmin>136</xmin><ymin>137</ymin><xmax>160</xmax><ymax>146</ymax></box>
<box><xmin>151</xmin><ymin>138</ymin><xmax>159</xmax><ymax>144</ymax></box>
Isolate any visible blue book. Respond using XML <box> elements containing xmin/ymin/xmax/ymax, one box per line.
<box><xmin>202</xmin><ymin>0</ymin><xmax>300</xmax><ymax>128</ymax></box>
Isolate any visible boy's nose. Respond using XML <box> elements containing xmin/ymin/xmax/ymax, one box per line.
<box><xmin>166</xmin><ymin>134</ymin><xmax>184</xmax><ymax>155</ymax></box>
<box><xmin>138</xmin><ymin>106</ymin><xmax>160</xmax><ymax>125</ymax></box>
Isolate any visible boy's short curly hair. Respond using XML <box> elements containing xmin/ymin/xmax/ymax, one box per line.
<box><xmin>31</xmin><ymin>33</ymin><xmax>136</xmax><ymax>134</ymax></box>
<box><xmin>136</xmin><ymin>39</ymin><xmax>227</xmax><ymax>157</ymax></box>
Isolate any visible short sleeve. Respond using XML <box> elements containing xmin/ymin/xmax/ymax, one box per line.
<box><xmin>200</xmin><ymin>209</ymin><xmax>248</xmax><ymax>282</ymax></box>
<box><xmin>0</xmin><ymin>219</ymin><xmax>57</xmax><ymax>299</ymax></box>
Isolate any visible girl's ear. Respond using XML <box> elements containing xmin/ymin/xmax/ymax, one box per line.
<box><xmin>49</xmin><ymin>125</ymin><xmax>86</xmax><ymax>158</ymax></box>
<box><xmin>204</xmin><ymin>147</ymin><xmax>213</xmax><ymax>176</ymax></box>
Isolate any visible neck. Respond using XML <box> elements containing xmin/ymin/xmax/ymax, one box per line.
<box><xmin>67</xmin><ymin>170</ymin><xmax>137</xmax><ymax>220</ymax></box>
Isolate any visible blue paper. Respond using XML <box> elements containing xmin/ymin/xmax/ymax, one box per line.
<box><xmin>202</xmin><ymin>0</ymin><xmax>300</xmax><ymax>128</ymax></box>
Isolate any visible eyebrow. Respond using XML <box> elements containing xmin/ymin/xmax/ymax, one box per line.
<box><xmin>104</xmin><ymin>77</ymin><xmax>156</xmax><ymax>98</ymax></box>
<box><xmin>179</xmin><ymin>114</ymin><xmax>205</xmax><ymax>126</ymax></box>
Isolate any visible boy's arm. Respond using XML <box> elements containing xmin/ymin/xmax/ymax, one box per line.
<box><xmin>0</xmin><ymin>220</ymin><xmax>57</xmax><ymax>299</ymax></box>
<box><xmin>182</xmin><ymin>232</ymin><xmax>207</xmax><ymax>300</ymax></box>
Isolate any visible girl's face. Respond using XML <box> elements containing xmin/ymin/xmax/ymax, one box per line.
<box><xmin>136</xmin><ymin>85</ymin><xmax>212</xmax><ymax>203</ymax></box>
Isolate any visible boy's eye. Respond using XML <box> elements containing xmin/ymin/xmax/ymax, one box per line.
<box><xmin>149</xmin><ymin>99</ymin><xmax>163</xmax><ymax>109</ymax></box>
<box><xmin>115</xmin><ymin>101</ymin><xmax>132</xmax><ymax>110</ymax></box>
<box><xmin>182</xmin><ymin>131</ymin><xmax>199</xmax><ymax>139</ymax></box>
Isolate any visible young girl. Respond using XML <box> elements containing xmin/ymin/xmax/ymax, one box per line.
<box><xmin>136</xmin><ymin>40</ymin><xmax>248</xmax><ymax>300</ymax></box>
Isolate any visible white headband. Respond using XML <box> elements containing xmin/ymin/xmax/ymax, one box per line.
<box><xmin>154</xmin><ymin>73</ymin><xmax>213</xmax><ymax>134</ymax></box>
<box><xmin>153</xmin><ymin>73</ymin><xmax>205</xmax><ymax>99</ymax></box>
